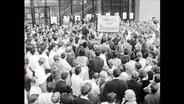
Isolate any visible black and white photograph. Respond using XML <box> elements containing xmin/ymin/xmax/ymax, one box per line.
<box><xmin>24</xmin><ymin>0</ymin><xmax>160</xmax><ymax>104</ymax></box>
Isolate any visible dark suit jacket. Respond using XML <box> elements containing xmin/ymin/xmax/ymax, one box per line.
<box><xmin>101</xmin><ymin>79</ymin><xmax>128</xmax><ymax>104</ymax></box>
<box><xmin>66</xmin><ymin>53</ymin><xmax>76</xmax><ymax>67</ymax></box>
<box><xmin>127</xmin><ymin>79</ymin><xmax>143</xmax><ymax>104</ymax></box>
<box><xmin>88</xmin><ymin>56</ymin><xmax>104</xmax><ymax>78</ymax></box>
<box><xmin>73</xmin><ymin>97</ymin><xmax>94</xmax><ymax>104</ymax></box>
<box><xmin>54</xmin><ymin>80</ymin><xmax>67</xmax><ymax>95</ymax></box>
<box><xmin>60</xmin><ymin>93</ymin><xmax>75</xmax><ymax>104</ymax></box>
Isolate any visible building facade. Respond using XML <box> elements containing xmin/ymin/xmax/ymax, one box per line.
<box><xmin>25</xmin><ymin>0</ymin><xmax>160</xmax><ymax>25</ymax></box>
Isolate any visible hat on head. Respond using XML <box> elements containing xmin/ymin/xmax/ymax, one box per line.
<box><xmin>131</xmin><ymin>71</ymin><xmax>139</xmax><ymax>80</ymax></box>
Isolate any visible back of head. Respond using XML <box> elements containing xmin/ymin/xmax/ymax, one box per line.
<box><xmin>135</xmin><ymin>62</ymin><xmax>142</xmax><ymax>70</ymax></box>
<box><xmin>107</xmin><ymin>92</ymin><xmax>116</xmax><ymax>103</ymax></box>
<box><xmin>152</xmin><ymin>66</ymin><xmax>160</xmax><ymax>74</ymax></box>
<box><xmin>147</xmin><ymin>70</ymin><xmax>155</xmax><ymax>81</ymax></box>
<box><xmin>81</xmin><ymin>82</ymin><xmax>92</xmax><ymax>95</ymax></box>
<box><xmin>130</xmin><ymin>52</ymin><xmax>136</xmax><ymax>60</ymax></box>
<box><xmin>47</xmin><ymin>82</ymin><xmax>55</xmax><ymax>92</ymax></box>
<box><xmin>150</xmin><ymin>83</ymin><xmax>158</xmax><ymax>93</ymax></box>
<box><xmin>64</xmin><ymin>85</ymin><xmax>72</xmax><ymax>93</ymax></box>
<box><xmin>138</xmin><ymin>70</ymin><xmax>147</xmax><ymax>79</ymax></box>
<box><xmin>79</xmin><ymin>48</ymin><xmax>85</xmax><ymax>56</ymax></box>
<box><xmin>154</xmin><ymin>74</ymin><xmax>160</xmax><ymax>83</ymax></box>
<box><xmin>75</xmin><ymin>66</ymin><xmax>81</xmax><ymax>75</ymax></box>
<box><xmin>92</xmin><ymin>72</ymin><xmax>100</xmax><ymax>79</ymax></box>
<box><xmin>61</xmin><ymin>72</ymin><xmax>68</xmax><ymax>80</ymax></box>
<box><xmin>95</xmin><ymin>49</ymin><xmax>101</xmax><ymax>56</ymax></box>
<box><xmin>131</xmin><ymin>71</ymin><xmax>139</xmax><ymax>80</ymax></box>
<box><xmin>61</xmin><ymin>52</ymin><xmax>67</xmax><ymax>59</ymax></box>
<box><xmin>113</xmin><ymin>68</ymin><xmax>121</xmax><ymax>78</ymax></box>
<box><xmin>82</xmin><ymin>41</ymin><xmax>88</xmax><ymax>48</ymax></box>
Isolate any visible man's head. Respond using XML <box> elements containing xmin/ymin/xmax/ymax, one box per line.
<box><xmin>135</xmin><ymin>62</ymin><xmax>142</xmax><ymax>70</ymax></box>
<box><xmin>64</xmin><ymin>85</ymin><xmax>72</xmax><ymax>93</ymax></box>
<box><xmin>47</xmin><ymin>82</ymin><xmax>55</xmax><ymax>92</ymax></box>
<box><xmin>38</xmin><ymin>57</ymin><xmax>45</xmax><ymax>65</ymax></box>
<box><xmin>51</xmin><ymin>92</ymin><xmax>61</xmax><ymax>103</ymax></box>
<box><xmin>95</xmin><ymin>49</ymin><xmax>101</xmax><ymax>56</ymax></box>
<box><xmin>82</xmin><ymin>41</ymin><xmax>88</xmax><ymax>48</ymax></box>
<box><xmin>53</xmin><ymin>55</ymin><xmax>60</xmax><ymax>62</ymax></box>
<box><xmin>81</xmin><ymin>82</ymin><xmax>92</xmax><ymax>96</ymax></box>
<box><xmin>154</xmin><ymin>74</ymin><xmax>160</xmax><ymax>83</ymax></box>
<box><xmin>61</xmin><ymin>52</ymin><xmax>67</xmax><ymax>59</ymax></box>
<box><xmin>113</xmin><ymin>68</ymin><xmax>121</xmax><ymax>78</ymax></box>
<box><xmin>75</xmin><ymin>66</ymin><xmax>81</xmax><ymax>75</ymax></box>
<box><xmin>61</xmin><ymin>72</ymin><xmax>68</xmax><ymax>80</ymax></box>
<box><xmin>51</xmin><ymin>43</ymin><xmax>58</xmax><ymax>52</ymax></box>
<box><xmin>136</xmin><ymin>52</ymin><xmax>142</xmax><ymax>59</ymax></box>
<box><xmin>150</xmin><ymin>83</ymin><xmax>158</xmax><ymax>93</ymax></box>
<box><xmin>131</xmin><ymin>71</ymin><xmax>139</xmax><ymax>81</ymax></box>
<box><xmin>79</xmin><ymin>48</ymin><xmax>85</xmax><ymax>56</ymax></box>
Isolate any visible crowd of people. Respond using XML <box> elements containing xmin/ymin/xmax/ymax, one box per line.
<box><xmin>24</xmin><ymin>15</ymin><xmax>160</xmax><ymax>104</ymax></box>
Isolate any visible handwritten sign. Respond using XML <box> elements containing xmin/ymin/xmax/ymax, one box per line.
<box><xmin>97</xmin><ymin>16</ymin><xmax>120</xmax><ymax>32</ymax></box>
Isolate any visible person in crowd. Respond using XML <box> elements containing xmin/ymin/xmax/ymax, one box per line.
<box><xmin>88</xmin><ymin>49</ymin><xmax>104</xmax><ymax>79</ymax></box>
<box><xmin>60</xmin><ymin>85</ymin><xmax>75</xmax><ymax>104</ymax></box>
<box><xmin>54</xmin><ymin>72</ymin><xmax>68</xmax><ymax>95</ymax></box>
<box><xmin>49</xmin><ymin>43</ymin><xmax>58</xmax><ymax>65</ymax></box>
<box><xmin>136</xmin><ymin>52</ymin><xmax>146</xmax><ymax>70</ymax></box>
<box><xmin>37</xmin><ymin>82</ymin><xmax>55</xmax><ymax>104</ymax></box>
<box><xmin>73</xmin><ymin>82</ymin><xmax>94</xmax><ymax>104</ymax></box>
<box><xmin>66</xmin><ymin>46</ymin><xmax>76</xmax><ymax>67</ymax></box>
<box><xmin>127</xmin><ymin>71</ymin><xmax>142</xmax><ymax>104</ymax></box>
<box><xmin>108</xmin><ymin>51</ymin><xmax>122</xmax><ymax>67</ymax></box>
<box><xmin>101</xmin><ymin>92</ymin><xmax>117</xmax><ymax>104</ymax></box>
<box><xmin>101</xmin><ymin>68</ymin><xmax>128</xmax><ymax>104</ymax></box>
<box><xmin>121</xmin><ymin>89</ymin><xmax>137</xmax><ymax>104</ymax></box>
<box><xmin>35</xmin><ymin>57</ymin><xmax>51</xmax><ymax>92</ymax></box>
<box><xmin>71</xmin><ymin>66</ymin><xmax>85</xmax><ymax>97</ymax></box>
<box><xmin>143</xmin><ymin>83</ymin><xmax>160</xmax><ymax>104</ymax></box>
<box><xmin>51</xmin><ymin>92</ymin><xmax>61</xmax><ymax>104</ymax></box>
<box><xmin>73</xmin><ymin>48</ymin><xmax>89</xmax><ymax>80</ymax></box>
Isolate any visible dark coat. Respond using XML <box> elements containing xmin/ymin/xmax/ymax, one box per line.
<box><xmin>101</xmin><ymin>79</ymin><xmax>128</xmax><ymax>104</ymax></box>
<box><xmin>73</xmin><ymin>97</ymin><xmax>94</xmax><ymax>104</ymax></box>
<box><xmin>54</xmin><ymin>80</ymin><xmax>67</xmax><ymax>95</ymax></box>
<box><xmin>127</xmin><ymin>79</ymin><xmax>143</xmax><ymax>104</ymax></box>
<box><xmin>60</xmin><ymin>93</ymin><xmax>75</xmax><ymax>104</ymax></box>
<box><xmin>88</xmin><ymin>56</ymin><xmax>104</xmax><ymax>78</ymax></box>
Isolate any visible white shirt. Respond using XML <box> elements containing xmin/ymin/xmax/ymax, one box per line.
<box><xmin>125</xmin><ymin>60</ymin><xmax>136</xmax><ymax>71</ymax></box>
<box><xmin>71</xmin><ymin>74</ymin><xmax>84</xmax><ymax>97</ymax></box>
<box><xmin>144</xmin><ymin>65</ymin><xmax>152</xmax><ymax>72</ymax></box>
<box><xmin>37</xmin><ymin>92</ymin><xmax>53</xmax><ymax>104</ymax></box>
<box><xmin>25</xmin><ymin>89</ymin><xmax>28</xmax><ymax>104</ymax></box>
<box><xmin>99</xmin><ymin>54</ymin><xmax>108</xmax><ymax>67</ymax></box>
<box><xmin>59</xmin><ymin>59</ymin><xmax>72</xmax><ymax>73</ymax></box>
<box><xmin>56</xmin><ymin>47</ymin><xmax>66</xmax><ymax>57</ymax></box>
<box><xmin>30</xmin><ymin>85</ymin><xmax>42</xmax><ymax>96</ymax></box>
<box><xmin>139</xmin><ymin>58</ymin><xmax>146</xmax><ymax>70</ymax></box>
<box><xmin>39</xmin><ymin>52</ymin><xmax>51</xmax><ymax>69</ymax></box>
<box><xmin>28</xmin><ymin>53</ymin><xmax>39</xmax><ymax>72</ymax></box>
<box><xmin>35</xmin><ymin>65</ymin><xmax>47</xmax><ymax>85</ymax></box>
<box><xmin>49</xmin><ymin>50</ymin><xmax>56</xmax><ymax>65</ymax></box>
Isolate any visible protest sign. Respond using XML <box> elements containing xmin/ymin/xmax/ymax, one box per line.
<box><xmin>97</xmin><ymin>15</ymin><xmax>120</xmax><ymax>32</ymax></box>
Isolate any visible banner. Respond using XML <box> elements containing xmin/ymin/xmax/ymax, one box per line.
<box><xmin>51</xmin><ymin>16</ymin><xmax>57</xmax><ymax>24</ymax></box>
<box><xmin>97</xmin><ymin>15</ymin><xmax>120</xmax><ymax>32</ymax></box>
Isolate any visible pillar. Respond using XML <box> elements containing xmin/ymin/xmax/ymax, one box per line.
<box><xmin>96</xmin><ymin>0</ymin><xmax>102</xmax><ymax>14</ymax></box>
<box><xmin>135</xmin><ymin>0</ymin><xmax>140</xmax><ymax>21</ymax></box>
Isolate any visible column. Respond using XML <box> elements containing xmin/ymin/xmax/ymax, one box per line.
<box><xmin>44</xmin><ymin>0</ymin><xmax>48</xmax><ymax>25</ymax></box>
<box><xmin>30</xmin><ymin>0</ymin><xmax>35</xmax><ymax>25</ymax></box>
<box><xmin>96</xmin><ymin>0</ymin><xmax>102</xmax><ymax>14</ymax></box>
<box><xmin>135</xmin><ymin>0</ymin><xmax>140</xmax><ymax>21</ymax></box>
<box><xmin>70</xmin><ymin>0</ymin><xmax>73</xmax><ymax>15</ymax></box>
<box><xmin>58</xmin><ymin>0</ymin><xmax>61</xmax><ymax>25</ymax></box>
